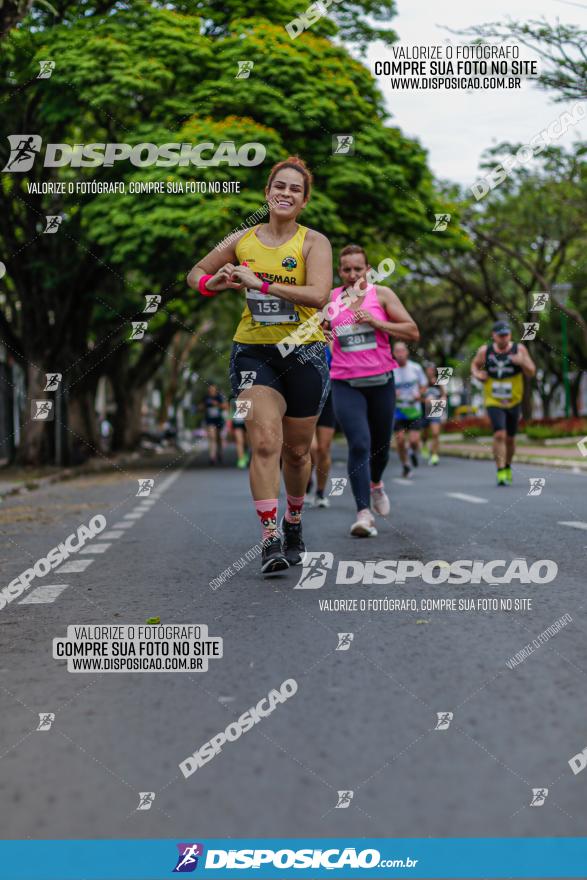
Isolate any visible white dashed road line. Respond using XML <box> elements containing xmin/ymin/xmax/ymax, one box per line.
<box><xmin>558</xmin><ymin>521</ymin><xmax>587</xmax><ymax>531</ymax></box>
<box><xmin>56</xmin><ymin>559</ymin><xmax>94</xmax><ymax>573</ymax></box>
<box><xmin>18</xmin><ymin>584</ymin><xmax>69</xmax><ymax>604</ymax></box>
<box><xmin>446</xmin><ymin>492</ymin><xmax>489</xmax><ymax>505</ymax></box>
<box><xmin>79</xmin><ymin>543</ymin><xmax>112</xmax><ymax>554</ymax></box>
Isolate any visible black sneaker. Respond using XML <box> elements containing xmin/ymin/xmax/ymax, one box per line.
<box><xmin>410</xmin><ymin>449</ymin><xmax>419</xmax><ymax>468</ymax></box>
<box><xmin>261</xmin><ymin>534</ymin><xmax>289</xmax><ymax>577</ymax></box>
<box><xmin>281</xmin><ymin>517</ymin><xmax>306</xmax><ymax>566</ymax></box>
<box><xmin>402</xmin><ymin>464</ymin><xmax>412</xmax><ymax>479</ymax></box>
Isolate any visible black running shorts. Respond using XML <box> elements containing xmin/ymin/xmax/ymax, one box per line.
<box><xmin>229</xmin><ymin>343</ymin><xmax>330</xmax><ymax>418</ymax></box>
<box><xmin>486</xmin><ymin>405</ymin><xmax>521</xmax><ymax>437</ymax></box>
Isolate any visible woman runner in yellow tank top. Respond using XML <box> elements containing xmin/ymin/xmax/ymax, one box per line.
<box><xmin>187</xmin><ymin>157</ymin><xmax>332</xmax><ymax>576</ymax></box>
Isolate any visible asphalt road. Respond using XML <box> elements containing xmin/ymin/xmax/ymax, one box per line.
<box><xmin>0</xmin><ymin>449</ymin><xmax>586</xmax><ymax>848</ymax></box>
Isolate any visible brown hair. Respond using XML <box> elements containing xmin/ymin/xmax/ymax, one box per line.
<box><xmin>339</xmin><ymin>244</ymin><xmax>368</xmax><ymax>265</ymax></box>
<box><xmin>266</xmin><ymin>156</ymin><xmax>313</xmax><ymax>199</ymax></box>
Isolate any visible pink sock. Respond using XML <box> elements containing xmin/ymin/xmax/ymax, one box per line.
<box><xmin>370</xmin><ymin>481</ymin><xmax>383</xmax><ymax>490</ymax></box>
<box><xmin>254</xmin><ymin>499</ymin><xmax>278</xmax><ymax>540</ymax></box>
<box><xmin>285</xmin><ymin>494</ymin><xmax>304</xmax><ymax>524</ymax></box>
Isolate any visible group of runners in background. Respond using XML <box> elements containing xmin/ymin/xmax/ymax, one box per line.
<box><xmin>188</xmin><ymin>155</ymin><xmax>536</xmax><ymax>574</ymax></box>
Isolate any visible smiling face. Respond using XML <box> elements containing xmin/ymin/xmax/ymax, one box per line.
<box><xmin>266</xmin><ymin>167</ymin><xmax>308</xmax><ymax>220</ymax></box>
<box><xmin>339</xmin><ymin>252</ymin><xmax>370</xmax><ymax>289</ymax></box>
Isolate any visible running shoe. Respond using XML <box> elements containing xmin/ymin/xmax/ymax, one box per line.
<box><xmin>402</xmin><ymin>464</ymin><xmax>412</xmax><ymax>479</ymax></box>
<box><xmin>315</xmin><ymin>495</ymin><xmax>330</xmax><ymax>509</ymax></box>
<box><xmin>281</xmin><ymin>517</ymin><xmax>306</xmax><ymax>566</ymax></box>
<box><xmin>421</xmin><ymin>444</ymin><xmax>430</xmax><ymax>461</ymax></box>
<box><xmin>504</xmin><ymin>465</ymin><xmax>512</xmax><ymax>485</ymax></box>
<box><xmin>429</xmin><ymin>453</ymin><xmax>439</xmax><ymax>466</ymax></box>
<box><xmin>237</xmin><ymin>455</ymin><xmax>248</xmax><ymax>469</ymax></box>
<box><xmin>350</xmin><ymin>509</ymin><xmax>378</xmax><ymax>537</ymax></box>
<box><xmin>261</xmin><ymin>534</ymin><xmax>289</xmax><ymax>576</ymax></box>
<box><xmin>370</xmin><ymin>483</ymin><xmax>390</xmax><ymax>516</ymax></box>
<box><xmin>410</xmin><ymin>449</ymin><xmax>419</xmax><ymax>468</ymax></box>
<box><xmin>496</xmin><ymin>468</ymin><xmax>508</xmax><ymax>486</ymax></box>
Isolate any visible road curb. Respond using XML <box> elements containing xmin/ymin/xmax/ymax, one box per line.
<box><xmin>441</xmin><ymin>447</ymin><xmax>587</xmax><ymax>472</ymax></box>
<box><xmin>0</xmin><ymin>451</ymin><xmax>148</xmax><ymax>500</ymax></box>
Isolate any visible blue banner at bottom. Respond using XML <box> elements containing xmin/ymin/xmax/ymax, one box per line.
<box><xmin>0</xmin><ymin>838</ymin><xmax>586</xmax><ymax>879</ymax></box>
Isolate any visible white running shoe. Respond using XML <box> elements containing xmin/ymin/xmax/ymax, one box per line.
<box><xmin>315</xmin><ymin>495</ymin><xmax>330</xmax><ymax>508</ymax></box>
<box><xmin>370</xmin><ymin>483</ymin><xmax>390</xmax><ymax>516</ymax></box>
<box><xmin>350</xmin><ymin>509</ymin><xmax>378</xmax><ymax>537</ymax></box>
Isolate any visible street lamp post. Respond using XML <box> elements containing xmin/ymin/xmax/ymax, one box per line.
<box><xmin>552</xmin><ymin>284</ymin><xmax>572</xmax><ymax>419</ymax></box>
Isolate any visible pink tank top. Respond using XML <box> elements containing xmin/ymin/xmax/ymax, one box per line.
<box><xmin>329</xmin><ymin>284</ymin><xmax>398</xmax><ymax>380</ymax></box>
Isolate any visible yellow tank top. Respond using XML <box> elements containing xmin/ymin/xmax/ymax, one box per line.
<box><xmin>483</xmin><ymin>343</ymin><xmax>524</xmax><ymax>408</ymax></box>
<box><xmin>233</xmin><ymin>225</ymin><xmax>325</xmax><ymax>345</ymax></box>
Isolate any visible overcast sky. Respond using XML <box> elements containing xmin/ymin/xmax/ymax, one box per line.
<box><xmin>366</xmin><ymin>0</ymin><xmax>587</xmax><ymax>186</ymax></box>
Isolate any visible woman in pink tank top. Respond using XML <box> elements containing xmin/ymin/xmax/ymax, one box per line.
<box><xmin>327</xmin><ymin>244</ymin><xmax>419</xmax><ymax>537</ymax></box>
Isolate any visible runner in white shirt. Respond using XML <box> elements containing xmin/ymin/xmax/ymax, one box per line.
<box><xmin>392</xmin><ymin>343</ymin><xmax>427</xmax><ymax>478</ymax></box>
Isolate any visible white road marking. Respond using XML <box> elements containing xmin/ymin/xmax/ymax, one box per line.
<box><xmin>56</xmin><ymin>559</ymin><xmax>94</xmax><ymax>573</ymax></box>
<box><xmin>558</xmin><ymin>521</ymin><xmax>587</xmax><ymax>531</ymax></box>
<box><xmin>101</xmin><ymin>531</ymin><xmax>124</xmax><ymax>539</ymax></box>
<box><xmin>124</xmin><ymin>512</ymin><xmax>144</xmax><ymax>520</ymax></box>
<box><xmin>19</xmin><ymin>584</ymin><xmax>68</xmax><ymax>604</ymax></box>
<box><xmin>393</xmin><ymin>478</ymin><xmax>414</xmax><ymax>486</ymax></box>
<box><xmin>446</xmin><ymin>492</ymin><xmax>488</xmax><ymax>504</ymax></box>
<box><xmin>112</xmin><ymin>521</ymin><xmax>134</xmax><ymax>529</ymax></box>
<box><xmin>79</xmin><ymin>543</ymin><xmax>112</xmax><ymax>554</ymax></box>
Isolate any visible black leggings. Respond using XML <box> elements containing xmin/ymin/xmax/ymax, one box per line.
<box><xmin>332</xmin><ymin>377</ymin><xmax>396</xmax><ymax>511</ymax></box>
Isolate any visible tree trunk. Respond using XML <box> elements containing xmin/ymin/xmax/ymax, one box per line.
<box><xmin>16</xmin><ymin>363</ymin><xmax>49</xmax><ymax>465</ymax></box>
<box><xmin>111</xmin><ymin>383</ymin><xmax>145</xmax><ymax>451</ymax></box>
<box><xmin>68</xmin><ymin>380</ymin><xmax>101</xmax><ymax>463</ymax></box>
